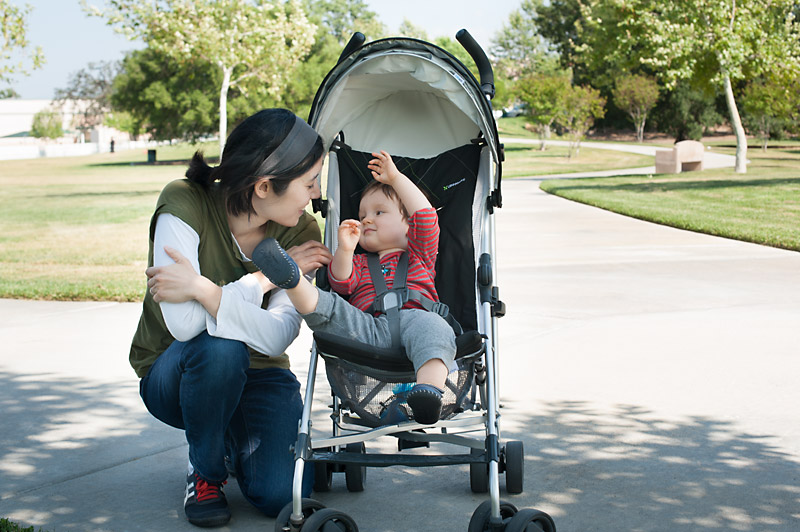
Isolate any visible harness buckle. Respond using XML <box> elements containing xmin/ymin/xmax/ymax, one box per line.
<box><xmin>381</xmin><ymin>289</ymin><xmax>407</xmax><ymax>311</ymax></box>
<box><xmin>430</xmin><ymin>301</ymin><xmax>450</xmax><ymax>318</ymax></box>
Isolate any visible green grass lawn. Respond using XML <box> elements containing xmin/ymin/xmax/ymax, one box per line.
<box><xmin>540</xmin><ymin>143</ymin><xmax>800</xmax><ymax>251</ymax></box>
<box><xmin>503</xmin><ymin>143</ymin><xmax>654</xmax><ymax>177</ymax></box>
<box><xmin>0</xmin><ymin>143</ymin><xmax>219</xmax><ymax>301</ymax></box>
<box><xmin>2</xmin><ymin>135</ymin><xmax>797</xmax><ymax>302</ymax></box>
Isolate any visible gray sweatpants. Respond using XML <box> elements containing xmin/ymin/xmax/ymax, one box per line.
<box><xmin>302</xmin><ymin>289</ymin><xmax>456</xmax><ymax>373</ymax></box>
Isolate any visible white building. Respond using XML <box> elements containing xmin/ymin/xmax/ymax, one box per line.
<box><xmin>0</xmin><ymin>98</ymin><xmax>136</xmax><ymax>160</ymax></box>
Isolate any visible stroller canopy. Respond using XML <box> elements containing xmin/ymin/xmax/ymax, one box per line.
<box><xmin>308</xmin><ymin>38</ymin><xmax>500</xmax><ymax>163</ymax></box>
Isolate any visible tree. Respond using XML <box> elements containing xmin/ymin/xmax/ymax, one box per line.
<box><xmin>30</xmin><ymin>108</ymin><xmax>62</xmax><ymax>139</ymax></box>
<box><xmin>1</xmin><ymin>0</ymin><xmax>45</xmax><ymax>92</ymax></box>
<box><xmin>529</xmin><ymin>0</ymin><xmax>584</xmax><ymax>75</ymax></box>
<box><xmin>111</xmin><ymin>47</ymin><xmax>221</xmax><ymax>142</ymax></box>
<box><xmin>612</xmin><ymin>74</ymin><xmax>659</xmax><ymax>143</ymax></box>
<box><xmin>576</xmin><ymin>0</ymin><xmax>800</xmax><ymax>173</ymax></box>
<box><xmin>83</xmin><ymin>0</ymin><xmax>316</xmax><ymax>153</ymax></box>
<box><xmin>302</xmin><ymin>0</ymin><xmax>384</xmax><ymax>46</ymax></box>
<box><xmin>490</xmin><ymin>0</ymin><xmax>554</xmax><ymax>80</ymax></box>
<box><xmin>397</xmin><ymin>18</ymin><xmax>427</xmax><ymax>40</ymax></box>
<box><xmin>653</xmin><ymin>82</ymin><xmax>724</xmax><ymax>142</ymax></box>
<box><xmin>741</xmin><ymin>73</ymin><xmax>799</xmax><ymax>150</ymax></box>
<box><xmin>516</xmin><ymin>71</ymin><xmax>571</xmax><ymax>150</ymax></box>
<box><xmin>54</xmin><ymin>61</ymin><xmax>119</xmax><ymax>140</ymax></box>
<box><xmin>283</xmin><ymin>0</ymin><xmax>385</xmax><ymax>118</ymax></box>
<box><xmin>555</xmin><ymin>84</ymin><xmax>606</xmax><ymax>158</ymax></box>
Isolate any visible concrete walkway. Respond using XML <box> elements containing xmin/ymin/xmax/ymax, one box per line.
<box><xmin>1</xmin><ymin>169</ymin><xmax>799</xmax><ymax>531</ymax></box>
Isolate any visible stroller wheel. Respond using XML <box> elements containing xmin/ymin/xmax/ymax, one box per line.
<box><xmin>300</xmin><ymin>508</ymin><xmax>359</xmax><ymax>532</ymax></box>
<box><xmin>274</xmin><ymin>498</ymin><xmax>326</xmax><ymax>532</ymax></box>
<box><xmin>345</xmin><ymin>442</ymin><xmax>366</xmax><ymax>492</ymax></box>
<box><xmin>504</xmin><ymin>508</ymin><xmax>556</xmax><ymax>532</ymax></box>
<box><xmin>470</xmin><ymin>448</ymin><xmax>489</xmax><ymax>493</ymax></box>
<box><xmin>313</xmin><ymin>461</ymin><xmax>333</xmax><ymax>492</ymax></box>
<box><xmin>503</xmin><ymin>440</ymin><xmax>524</xmax><ymax>494</ymax></box>
<box><xmin>313</xmin><ymin>448</ymin><xmax>333</xmax><ymax>492</ymax></box>
<box><xmin>467</xmin><ymin>500</ymin><xmax>518</xmax><ymax>532</ymax></box>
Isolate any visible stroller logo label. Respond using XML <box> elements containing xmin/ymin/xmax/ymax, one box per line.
<box><xmin>443</xmin><ymin>178</ymin><xmax>465</xmax><ymax>192</ymax></box>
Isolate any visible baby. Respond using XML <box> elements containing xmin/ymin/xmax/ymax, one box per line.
<box><xmin>253</xmin><ymin>150</ymin><xmax>456</xmax><ymax>424</ymax></box>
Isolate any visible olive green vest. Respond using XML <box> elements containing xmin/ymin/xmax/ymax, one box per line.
<box><xmin>129</xmin><ymin>178</ymin><xmax>321</xmax><ymax>378</ymax></box>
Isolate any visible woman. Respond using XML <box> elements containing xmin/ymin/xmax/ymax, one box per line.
<box><xmin>130</xmin><ymin>109</ymin><xmax>332</xmax><ymax>527</ymax></box>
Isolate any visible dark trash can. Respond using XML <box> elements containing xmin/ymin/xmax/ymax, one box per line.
<box><xmin>147</xmin><ymin>149</ymin><xmax>157</xmax><ymax>163</ymax></box>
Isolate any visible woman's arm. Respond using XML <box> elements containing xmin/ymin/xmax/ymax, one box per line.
<box><xmin>208</xmin><ymin>284</ymin><xmax>303</xmax><ymax>356</ymax></box>
<box><xmin>149</xmin><ymin>213</ymin><xmax>214</xmax><ymax>340</ymax></box>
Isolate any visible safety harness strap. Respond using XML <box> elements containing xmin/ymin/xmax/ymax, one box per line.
<box><xmin>367</xmin><ymin>252</ymin><xmax>407</xmax><ymax>349</ymax></box>
<box><xmin>366</xmin><ymin>252</ymin><xmax>463</xmax><ymax>348</ymax></box>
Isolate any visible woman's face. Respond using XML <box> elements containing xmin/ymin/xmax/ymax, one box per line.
<box><xmin>256</xmin><ymin>157</ymin><xmax>323</xmax><ymax>227</ymax></box>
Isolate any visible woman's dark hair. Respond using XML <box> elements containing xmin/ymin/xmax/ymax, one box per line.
<box><xmin>185</xmin><ymin>109</ymin><xmax>324</xmax><ymax>217</ymax></box>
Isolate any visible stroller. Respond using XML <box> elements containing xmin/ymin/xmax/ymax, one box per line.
<box><xmin>273</xmin><ymin>30</ymin><xmax>556</xmax><ymax>532</ymax></box>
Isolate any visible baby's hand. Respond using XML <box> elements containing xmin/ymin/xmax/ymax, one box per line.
<box><xmin>338</xmin><ymin>219</ymin><xmax>361</xmax><ymax>251</ymax></box>
<box><xmin>367</xmin><ymin>150</ymin><xmax>402</xmax><ymax>185</ymax></box>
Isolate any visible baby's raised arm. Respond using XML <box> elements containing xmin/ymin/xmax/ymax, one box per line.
<box><xmin>368</xmin><ymin>150</ymin><xmax>431</xmax><ymax>215</ymax></box>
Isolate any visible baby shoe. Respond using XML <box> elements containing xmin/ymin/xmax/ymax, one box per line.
<box><xmin>406</xmin><ymin>384</ymin><xmax>444</xmax><ymax>425</ymax></box>
<box><xmin>252</xmin><ymin>238</ymin><xmax>301</xmax><ymax>289</ymax></box>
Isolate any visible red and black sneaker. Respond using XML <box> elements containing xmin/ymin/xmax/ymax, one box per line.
<box><xmin>184</xmin><ymin>471</ymin><xmax>231</xmax><ymax>527</ymax></box>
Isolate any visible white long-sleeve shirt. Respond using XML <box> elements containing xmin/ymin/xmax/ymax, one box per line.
<box><xmin>153</xmin><ymin>213</ymin><xmax>302</xmax><ymax>356</ymax></box>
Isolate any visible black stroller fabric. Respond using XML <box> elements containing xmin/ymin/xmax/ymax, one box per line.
<box><xmin>334</xmin><ymin>142</ymin><xmax>482</xmax><ymax>332</ymax></box>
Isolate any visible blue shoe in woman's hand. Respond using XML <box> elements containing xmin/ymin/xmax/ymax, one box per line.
<box><xmin>252</xmin><ymin>238</ymin><xmax>301</xmax><ymax>289</ymax></box>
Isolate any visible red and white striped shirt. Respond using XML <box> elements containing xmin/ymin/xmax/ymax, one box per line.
<box><xmin>329</xmin><ymin>207</ymin><xmax>440</xmax><ymax>313</ymax></box>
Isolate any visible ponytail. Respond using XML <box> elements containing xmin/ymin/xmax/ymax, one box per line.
<box><xmin>185</xmin><ymin>151</ymin><xmax>215</xmax><ymax>187</ymax></box>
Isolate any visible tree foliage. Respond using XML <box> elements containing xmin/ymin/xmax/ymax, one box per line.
<box><xmin>1</xmin><ymin>0</ymin><xmax>45</xmax><ymax>90</ymax></box>
<box><xmin>653</xmin><ymin>82</ymin><xmax>724</xmax><ymax>142</ymax></box>
<box><xmin>30</xmin><ymin>108</ymin><xmax>62</xmax><ymax>139</ymax></box>
<box><xmin>111</xmin><ymin>47</ymin><xmax>221</xmax><ymax>142</ymax></box>
<box><xmin>83</xmin><ymin>0</ymin><xmax>316</xmax><ymax>152</ymax></box>
<box><xmin>516</xmin><ymin>70</ymin><xmax>571</xmax><ymax>149</ymax></box>
<box><xmin>490</xmin><ymin>0</ymin><xmax>554</xmax><ymax>80</ymax></box>
<box><xmin>397</xmin><ymin>18</ymin><xmax>427</xmax><ymax>40</ymax></box>
<box><xmin>284</xmin><ymin>0</ymin><xmax>385</xmax><ymax>118</ymax></box>
<box><xmin>741</xmin><ymin>73</ymin><xmax>800</xmax><ymax>150</ymax></box>
<box><xmin>576</xmin><ymin>0</ymin><xmax>800</xmax><ymax>173</ymax></box>
<box><xmin>54</xmin><ymin>61</ymin><xmax>119</xmax><ymax>137</ymax></box>
<box><xmin>302</xmin><ymin>0</ymin><xmax>384</xmax><ymax>46</ymax></box>
<box><xmin>612</xmin><ymin>74</ymin><xmax>660</xmax><ymax>142</ymax></box>
<box><xmin>556</xmin><ymin>84</ymin><xmax>606</xmax><ymax>158</ymax></box>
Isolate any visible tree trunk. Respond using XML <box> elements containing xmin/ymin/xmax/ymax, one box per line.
<box><xmin>723</xmin><ymin>73</ymin><xmax>747</xmax><ymax>173</ymax></box>
<box><xmin>218</xmin><ymin>66</ymin><xmax>233</xmax><ymax>156</ymax></box>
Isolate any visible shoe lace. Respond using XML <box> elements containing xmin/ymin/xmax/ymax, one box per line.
<box><xmin>195</xmin><ymin>475</ymin><xmax>226</xmax><ymax>503</ymax></box>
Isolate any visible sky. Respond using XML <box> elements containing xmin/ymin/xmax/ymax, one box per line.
<box><xmin>9</xmin><ymin>0</ymin><xmax>522</xmax><ymax>100</ymax></box>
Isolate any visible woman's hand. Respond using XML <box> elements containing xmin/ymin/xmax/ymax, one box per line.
<box><xmin>286</xmin><ymin>240</ymin><xmax>332</xmax><ymax>276</ymax></box>
<box><xmin>337</xmin><ymin>219</ymin><xmax>361</xmax><ymax>252</ymax></box>
<box><xmin>146</xmin><ymin>246</ymin><xmax>203</xmax><ymax>303</ymax></box>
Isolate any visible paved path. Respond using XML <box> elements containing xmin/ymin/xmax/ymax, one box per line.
<box><xmin>1</xmin><ymin>163</ymin><xmax>798</xmax><ymax>531</ymax></box>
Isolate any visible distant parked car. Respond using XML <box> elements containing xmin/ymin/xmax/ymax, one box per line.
<box><xmin>502</xmin><ymin>104</ymin><xmax>526</xmax><ymax>118</ymax></box>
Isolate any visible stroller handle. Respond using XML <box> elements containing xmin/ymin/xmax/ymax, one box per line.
<box><xmin>456</xmin><ymin>29</ymin><xmax>495</xmax><ymax>99</ymax></box>
<box><xmin>338</xmin><ymin>32</ymin><xmax>366</xmax><ymax>64</ymax></box>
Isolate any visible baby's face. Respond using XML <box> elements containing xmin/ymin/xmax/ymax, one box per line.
<box><xmin>357</xmin><ymin>190</ymin><xmax>409</xmax><ymax>252</ymax></box>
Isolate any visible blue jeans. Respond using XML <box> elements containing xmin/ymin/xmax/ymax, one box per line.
<box><xmin>139</xmin><ymin>331</ymin><xmax>312</xmax><ymax>517</ymax></box>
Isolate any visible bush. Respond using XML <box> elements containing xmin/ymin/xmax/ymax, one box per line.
<box><xmin>30</xmin><ymin>109</ymin><xmax>63</xmax><ymax>139</ymax></box>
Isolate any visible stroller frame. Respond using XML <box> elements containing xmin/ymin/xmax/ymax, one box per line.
<box><xmin>275</xmin><ymin>30</ymin><xmax>555</xmax><ymax>532</ymax></box>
